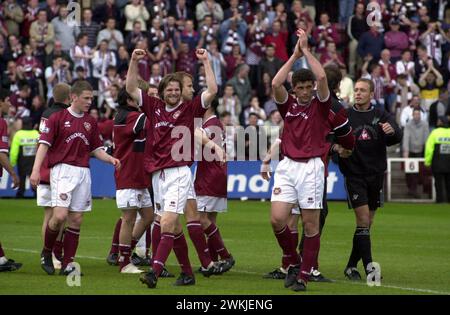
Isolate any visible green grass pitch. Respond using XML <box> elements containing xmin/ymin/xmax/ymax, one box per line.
<box><xmin>0</xmin><ymin>199</ymin><xmax>449</xmax><ymax>295</ymax></box>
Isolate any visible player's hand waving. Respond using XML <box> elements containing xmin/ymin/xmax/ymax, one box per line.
<box><xmin>131</xmin><ymin>49</ymin><xmax>146</xmax><ymax>61</ymax></box>
<box><xmin>379</xmin><ymin>122</ymin><xmax>395</xmax><ymax>135</ymax></box>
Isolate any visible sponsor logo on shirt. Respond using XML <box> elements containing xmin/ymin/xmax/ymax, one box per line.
<box><xmin>64</xmin><ymin>121</ymin><xmax>71</xmax><ymax>128</ymax></box>
<box><xmin>83</xmin><ymin>122</ymin><xmax>91</xmax><ymax>132</ymax></box>
<box><xmin>65</xmin><ymin>133</ymin><xmax>90</xmax><ymax>145</ymax></box>
<box><xmin>358</xmin><ymin>128</ymin><xmax>371</xmax><ymax>141</ymax></box>
<box><xmin>1</xmin><ymin>136</ymin><xmax>8</xmax><ymax>143</ymax></box>
<box><xmin>155</xmin><ymin>108</ymin><xmax>161</xmax><ymax>116</ymax></box>
<box><xmin>286</xmin><ymin>111</ymin><xmax>309</xmax><ymax>120</ymax></box>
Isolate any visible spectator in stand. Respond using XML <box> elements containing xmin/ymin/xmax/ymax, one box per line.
<box><xmin>45</xmin><ymin>57</ymin><xmax>72</xmax><ymax>100</ymax></box>
<box><xmin>97</xmin><ymin>17</ymin><xmax>124</xmax><ymax>51</ymax></box>
<box><xmin>224</xmin><ymin>43</ymin><xmax>244</xmax><ymax>80</ymax></box>
<box><xmin>196</xmin><ymin>0</ymin><xmax>224</xmax><ymax>25</ymax></box>
<box><xmin>163</xmin><ymin>15</ymin><xmax>180</xmax><ymax>47</ymax></box>
<box><xmin>264</xmin><ymin>20</ymin><xmax>288</xmax><ymax>62</ymax></box>
<box><xmin>264</xmin><ymin>109</ymin><xmax>283</xmax><ymax>143</ymax></box>
<box><xmin>6</xmin><ymin>35</ymin><xmax>23</xmax><ymax>61</ymax></box>
<box><xmin>29</xmin><ymin>9</ymin><xmax>54</xmax><ymax>55</ymax></box>
<box><xmin>93</xmin><ymin>0</ymin><xmax>121</xmax><ymax>26</ymax></box>
<box><xmin>218</xmin><ymin>84</ymin><xmax>241</xmax><ymax>126</ymax></box>
<box><xmin>51</xmin><ymin>6</ymin><xmax>79</xmax><ymax>54</ymax></box>
<box><xmin>243</xmin><ymin>96</ymin><xmax>266</xmax><ymax>126</ymax></box>
<box><xmin>44</xmin><ymin>0</ymin><xmax>60</xmax><ymax>22</ymax></box>
<box><xmin>288</xmin><ymin>0</ymin><xmax>314</xmax><ymax>36</ymax></box>
<box><xmin>29</xmin><ymin>95</ymin><xmax>45</xmax><ymax>129</ymax></box>
<box><xmin>71</xmin><ymin>33</ymin><xmax>94</xmax><ymax>79</ymax></box>
<box><xmin>244</xmin><ymin>112</ymin><xmax>266</xmax><ymax>160</ymax></box>
<box><xmin>154</xmin><ymin>39</ymin><xmax>178</xmax><ymax>76</ymax></box>
<box><xmin>338</xmin><ymin>64</ymin><xmax>354</xmax><ymax>107</ymax></box>
<box><xmin>339</xmin><ymin>0</ymin><xmax>355</xmax><ymax>26</ymax></box>
<box><xmin>45</xmin><ymin>40</ymin><xmax>72</xmax><ymax>69</ymax></box>
<box><xmin>2</xmin><ymin>61</ymin><xmax>22</xmax><ymax>93</ymax></box>
<box><xmin>100</xmin><ymin>83</ymin><xmax>120</xmax><ymax>121</ymax></box>
<box><xmin>384</xmin><ymin>18</ymin><xmax>409</xmax><ymax>63</ymax></box>
<box><xmin>429</xmin><ymin>90</ymin><xmax>449</xmax><ymax>131</ymax></box>
<box><xmin>419</xmin><ymin>59</ymin><xmax>444</xmax><ymax>111</ymax></box>
<box><xmin>379</xmin><ymin>49</ymin><xmax>397</xmax><ymax>112</ymax></box>
<box><xmin>227</xmin><ymin>64</ymin><xmax>252</xmax><ymax>112</ymax></box>
<box><xmin>92</xmin><ymin>40</ymin><xmax>117</xmax><ymax>81</ymax></box>
<box><xmin>419</xmin><ymin>21</ymin><xmax>447</xmax><ymax>66</ymax></box>
<box><xmin>407</xmin><ymin>16</ymin><xmax>421</xmax><ymax>58</ymax></box>
<box><xmin>403</xmin><ymin>108</ymin><xmax>429</xmax><ymax>198</ymax></box>
<box><xmin>169</xmin><ymin>0</ymin><xmax>194</xmax><ymax>32</ymax></box>
<box><xmin>148</xmin><ymin>17</ymin><xmax>166</xmax><ymax>53</ymax></box>
<box><xmin>320</xmin><ymin>41</ymin><xmax>345</xmax><ymax>68</ymax></box>
<box><xmin>125</xmin><ymin>21</ymin><xmax>146</xmax><ymax>51</ymax></box>
<box><xmin>17</xmin><ymin>44</ymin><xmax>43</xmax><ymax>96</ymax></box>
<box><xmin>400</xmin><ymin>95</ymin><xmax>428</xmax><ymax>128</ymax></box>
<box><xmin>147</xmin><ymin>0</ymin><xmax>169</xmax><ymax>21</ymax></box>
<box><xmin>117</xmin><ymin>45</ymin><xmax>130</xmax><ymax>80</ymax></box>
<box><xmin>22</xmin><ymin>0</ymin><xmax>40</xmax><ymax>39</ymax></box>
<box><xmin>180</xmin><ymin>19</ymin><xmax>201</xmax><ymax>51</ymax></box>
<box><xmin>79</xmin><ymin>8</ymin><xmax>102</xmax><ymax>49</ymax></box>
<box><xmin>357</xmin><ymin>25</ymin><xmax>384</xmax><ymax>62</ymax></box>
<box><xmin>224</xmin><ymin>0</ymin><xmax>247</xmax><ymax>21</ymax></box>
<box><xmin>258</xmin><ymin>73</ymin><xmax>273</xmax><ymax>105</ymax></box>
<box><xmin>415</xmin><ymin>44</ymin><xmax>440</xmax><ymax>82</ymax></box>
<box><xmin>9</xmin><ymin>82</ymin><xmax>31</xmax><ymax>119</ymax></box>
<box><xmin>3</xmin><ymin>0</ymin><xmax>24</xmax><ymax>37</ymax></box>
<box><xmin>220</xmin><ymin>12</ymin><xmax>248</xmax><ymax>55</ymax></box>
<box><xmin>394</xmin><ymin>74</ymin><xmax>420</xmax><ymax>124</ymax></box>
<box><xmin>134</xmin><ymin>39</ymin><xmax>153</xmax><ymax>82</ymax></box>
<box><xmin>267</xmin><ymin>1</ymin><xmax>287</xmax><ymax>27</ymax></box>
<box><xmin>221</xmin><ymin>111</ymin><xmax>237</xmax><ymax>159</ymax></box>
<box><xmin>258</xmin><ymin>44</ymin><xmax>283</xmax><ymax>88</ymax></box>
<box><xmin>313</xmin><ymin>12</ymin><xmax>339</xmax><ymax>57</ymax></box>
<box><xmin>207</xmin><ymin>39</ymin><xmax>226</xmax><ymax>92</ymax></box>
<box><xmin>198</xmin><ymin>14</ymin><xmax>218</xmax><ymax>49</ymax></box>
<box><xmin>396</xmin><ymin>50</ymin><xmax>416</xmax><ymax>84</ymax></box>
<box><xmin>124</xmin><ymin>0</ymin><xmax>150</xmax><ymax>32</ymax></box>
<box><xmin>148</xmin><ymin>63</ymin><xmax>163</xmax><ymax>86</ymax></box>
<box><xmin>246</xmin><ymin>10</ymin><xmax>268</xmax><ymax>89</ymax></box>
<box><xmin>175</xmin><ymin>41</ymin><xmax>196</xmax><ymax>74</ymax></box>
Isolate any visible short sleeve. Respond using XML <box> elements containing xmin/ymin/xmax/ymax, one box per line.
<box><xmin>140</xmin><ymin>89</ymin><xmax>162</xmax><ymax>119</ymax></box>
<box><xmin>191</xmin><ymin>94</ymin><xmax>207</xmax><ymax>118</ymax></box>
<box><xmin>38</xmin><ymin>114</ymin><xmax>57</xmax><ymax>147</ymax></box>
<box><xmin>0</xmin><ymin>120</ymin><xmax>9</xmax><ymax>153</ymax></box>
<box><xmin>89</xmin><ymin>120</ymin><xmax>104</xmax><ymax>153</ymax></box>
<box><xmin>276</xmin><ymin>94</ymin><xmax>293</xmax><ymax>119</ymax></box>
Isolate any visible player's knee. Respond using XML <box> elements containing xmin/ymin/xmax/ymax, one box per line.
<box><xmin>68</xmin><ymin>214</ymin><xmax>83</xmax><ymax>229</ymax></box>
<box><xmin>270</xmin><ymin>216</ymin><xmax>285</xmax><ymax>231</ymax></box>
<box><xmin>160</xmin><ymin>215</ymin><xmax>177</xmax><ymax>233</ymax></box>
<box><xmin>199</xmin><ymin>213</ymin><xmax>210</xmax><ymax>229</ymax></box>
<box><xmin>303</xmin><ymin>221</ymin><xmax>319</xmax><ymax>236</ymax></box>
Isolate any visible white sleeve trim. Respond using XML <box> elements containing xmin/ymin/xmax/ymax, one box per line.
<box><xmin>133</xmin><ymin>113</ymin><xmax>146</xmax><ymax>134</ymax></box>
<box><xmin>0</xmin><ymin>149</ymin><xmax>9</xmax><ymax>153</ymax></box>
<box><xmin>317</xmin><ymin>91</ymin><xmax>330</xmax><ymax>103</ymax></box>
<box><xmin>333</xmin><ymin>119</ymin><xmax>349</xmax><ymax>131</ymax></box>
<box><xmin>274</xmin><ymin>93</ymin><xmax>289</xmax><ymax>105</ymax></box>
<box><xmin>38</xmin><ymin>140</ymin><xmax>52</xmax><ymax>147</ymax></box>
<box><xmin>138</xmin><ymin>89</ymin><xmax>143</xmax><ymax>107</ymax></box>
<box><xmin>201</xmin><ymin>91</ymin><xmax>210</xmax><ymax>109</ymax></box>
<box><xmin>91</xmin><ymin>146</ymin><xmax>105</xmax><ymax>154</ymax></box>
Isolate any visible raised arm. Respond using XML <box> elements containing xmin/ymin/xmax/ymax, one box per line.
<box><xmin>126</xmin><ymin>49</ymin><xmax>146</xmax><ymax>102</ymax></box>
<box><xmin>196</xmin><ymin>48</ymin><xmax>218</xmax><ymax>106</ymax></box>
<box><xmin>297</xmin><ymin>29</ymin><xmax>329</xmax><ymax>101</ymax></box>
<box><xmin>271</xmin><ymin>34</ymin><xmax>303</xmax><ymax>103</ymax></box>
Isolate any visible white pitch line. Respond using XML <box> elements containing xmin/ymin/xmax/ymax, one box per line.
<box><xmin>5</xmin><ymin>247</ymin><xmax>450</xmax><ymax>295</ymax></box>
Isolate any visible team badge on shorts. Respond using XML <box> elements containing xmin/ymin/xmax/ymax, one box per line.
<box><xmin>59</xmin><ymin>193</ymin><xmax>68</xmax><ymax>201</ymax></box>
<box><xmin>173</xmin><ymin>110</ymin><xmax>181</xmax><ymax>120</ymax></box>
<box><xmin>169</xmin><ymin>201</ymin><xmax>176</xmax><ymax>208</ymax></box>
<box><xmin>273</xmin><ymin>187</ymin><xmax>281</xmax><ymax>195</ymax></box>
<box><xmin>84</xmin><ymin>122</ymin><xmax>91</xmax><ymax>132</ymax></box>
<box><xmin>137</xmin><ymin>194</ymin><xmax>142</xmax><ymax>202</ymax></box>
<box><xmin>307</xmin><ymin>197</ymin><xmax>314</xmax><ymax>204</ymax></box>
<box><xmin>156</xmin><ymin>203</ymin><xmax>161</xmax><ymax>210</ymax></box>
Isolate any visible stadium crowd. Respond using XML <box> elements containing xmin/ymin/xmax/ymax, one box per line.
<box><xmin>1</xmin><ymin>0</ymin><xmax>450</xmax><ymax>182</ymax></box>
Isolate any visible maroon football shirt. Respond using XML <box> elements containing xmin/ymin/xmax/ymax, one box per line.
<box><xmin>277</xmin><ymin>94</ymin><xmax>332</xmax><ymax>161</ymax></box>
<box><xmin>113</xmin><ymin>107</ymin><xmax>150</xmax><ymax>189</ymax></box>
<box><xmin>194</xmin><ymin>115</ymin><xmax>227</xmax><ymax>198</ymax></box>
<box><xmin>0</xmin><ymin>118</ymin><xmax>9</xmax><ymax>178</ymax></box>
<box><xmin>140</xmin><ymin>91</ymin><xmax>207</xmax><ymax>173</ymax></box>
<box><xmin>39</xmin><ymin>108</ymin><xmax>103</xmax><ymax>168</ymax></box>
